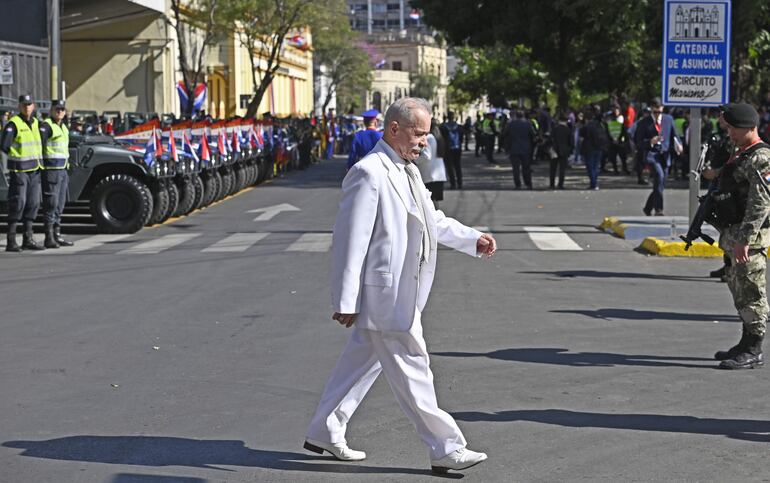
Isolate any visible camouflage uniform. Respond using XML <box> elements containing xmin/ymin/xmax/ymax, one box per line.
<box><xmin>717</xmin><ymin>144</ymin><xmax>770</xmax><ymax>337</ymax></box>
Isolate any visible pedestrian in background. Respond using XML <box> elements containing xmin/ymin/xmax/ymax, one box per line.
<box><xmin>463</xmin><ymin>115</ymin><xmax>472</xmax><ymax>151</ymax></box>
<box><xmin>481</xmin><ymin>111</ymin><xmax>497</xmax><ymax>163</ymax></box>
<box><xmin>550</xmin><ymin>113</ymin><xmax>574</xmax><ymax>189</ymax></box>
<box><xmin>304</xmin><ymin>97</ymin><xmax>496</xmax><ymax>474</ymax></box>
<box><xmin>580</xmin><ymin>106</ymin><xmax>609</xmax><ymax>190</ymax></box>
<box><xmin>416</xmin><ymin>118</ymin><xmax>447</xmax><ymax>209</ymax></box>
<box><xmin>505</xmin><ymin>109</ymin><xmax>536</xmax><ymax>189</ymax></box>
<box><xmin>1</xmin><ymin>95</ymin><xmax>44</xmax><ymax>251</ymax></box>
<box><xmin>637</xmin><ymin>98</ymin><xmax>679</xmax><ymax>215</ymax></box>
<box><xmin>441</xmin><ymin>111</ymin><xmax>463</xmax><ymax>189</ymax></box>
<box><xmin>346</xmin><ymin>109</ymin><xmax>382</xmax><ymax>170</ymax></box>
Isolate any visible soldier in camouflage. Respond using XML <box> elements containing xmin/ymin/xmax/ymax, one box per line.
<box><xmin>711</xmin><ymin>103</ymin><xmax>770</xmax><ymax>369</ymax></box>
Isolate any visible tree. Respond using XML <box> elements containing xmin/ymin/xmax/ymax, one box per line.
<box><xmin>413</xmin><ymin>0</ymin><xmax>649</xmax><ymax>108</ymax></box>
<box><xmin>221</xmin><ymin>0</ymin><xmax>336</xmax><ymax>118</ymax></box>
<box><xmin>313</xmin><ymin>10</ymin><xmax>373</xmax><ymax>115</ymax></box>
<box><xmin>169</xmin><ymin>0</ymin><xmax>222</xmax><ymax>119</ymax></box>
<box><xmin>450</xmin><ymin>44</ymin><xmax>548</xmax><ymax>107</ymax></box>
<box><xmin>410</xmin><ymin>70</ymin><xmax>440</xmax><ymax>102</ymax></box>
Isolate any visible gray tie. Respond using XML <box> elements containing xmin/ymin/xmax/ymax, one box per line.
<box><xmin>404</xmin><ymin>162</ymin><xmax>432</xmax><ymax>266</ymax></box>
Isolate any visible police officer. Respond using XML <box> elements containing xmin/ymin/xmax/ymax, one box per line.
<box><xmin>1</xmin><ymin>95</ymin><xmax>44</xmax><ymax>252</ymax></box>
<box><xmin>708</xmin><ymin>103</ymin><xmax>770</xmax><ymax>369</ymax></box>
<box><xmin>40</xmin><ymin>99</ymin><xmax>74</xmax><ymax>248</ymax></box>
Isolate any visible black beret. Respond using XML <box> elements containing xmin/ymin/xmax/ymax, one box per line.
<box><xmin>721</xmin><ymin>102</ymin><xmax>759</xmax><ymax>128</ymax></box>
<box><xmin>18</xmin><ymin>94</ymin><xmax>33</xmax><ymax>104</ymax></box>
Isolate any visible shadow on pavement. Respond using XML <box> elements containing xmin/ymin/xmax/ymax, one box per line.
<box><xmin>521</xmin><ymin>270</ymin><xmax>716</xmax><ymax>282</ymax></box>
<box><xmin>433</xmin><ymin>348</ymin><xmax>714</xmax><ymax>368</ymax></box>
<box><xmin>109</xmin><ymin>474</ymin><xmax>207</xmax><ymax>483</ymax></box>
<box><xmin>2</xmin><ymin>436</ymin><xmax>461</xmax><ymax>478</ymax></box>
<box><xmin>452</xmin><ymin>409</ymin><xmax>770</xmax><ymax>443</ymax></box>
<box><xmin>550</xmin><ymin>308</ymin><xmax>739</xmax><ymax>322</ymax></box>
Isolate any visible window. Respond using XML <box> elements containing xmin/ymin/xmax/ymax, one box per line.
<box><xmin>387</xmin><ymin>3</ymin><xmax>400</xmax><ymax>10</ymax></box>
<box><xmin>392</xmin><ymin>61</ymin><xmax>402</xmax><ymax>71</ymax></box>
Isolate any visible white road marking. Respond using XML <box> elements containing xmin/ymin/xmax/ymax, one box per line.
<box><xmin>40</xmin><ymin>234</ymin><xmax>132</xmax><ymax>254</ymax></box>
<box><xmin>119</xmin><ymin>233</ymin><xmax>201</xmax><ymax>254</ymax></box>
<box><xmin>202</xmin><ymin>232</ymin><xmax>269</xmax><ymax>253</ymax></box>
<box><xmin>286</xmin><ymin>233</ymin><xmax>332</xmax><ymax>252</ymax></box>
<box><xmin>524</xmin><ymin>226</ymin><xmax>583</xmax><ymax>251</ymax></box>
<box><xmin>246</xmin><ymin>203</ymin><xmax>301</xmax><ymax>221</ymax></box>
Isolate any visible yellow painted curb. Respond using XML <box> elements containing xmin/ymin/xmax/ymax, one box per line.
<box><xmin>599</xmin><ymin>216</ymin><xmax>626</xmax><ymax>238</ymax></box>
<box><xmin>639</xmin><ymin>237</ymin><xmax>723</xmax><ymax>257</ymax></box>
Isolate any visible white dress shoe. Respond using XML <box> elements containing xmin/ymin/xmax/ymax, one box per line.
<box><xmin>303</xmin><ymin>438</ymin><xmax>366</xmax><ymax>461</ymax></box>
<box><xmin>430</xmin><ymin>447</ymin><xmax>488</xmax><ymax>473</ymax></box>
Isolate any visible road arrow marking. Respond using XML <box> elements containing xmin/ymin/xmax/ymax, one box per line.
<box><xmin>246</xmin><ymin>203</ymin><xmax>301</xmax><ymax>221</ymax></box>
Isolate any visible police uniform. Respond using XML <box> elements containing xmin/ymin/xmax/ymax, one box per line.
<box><xmin>2</xmin><ymin>95</ymin><xmax>44</xmax><ymax>252</ymax></box>
<box><xmin>346</xmin><ymin>109</ymin><xmax>382</xmax><ymax>170</ymax></box>
<box><xmin>712</xmin><ymin>103</ymin><xmax>770</xmax><ymax>369</ymax></box>
<box><xmin>39</xmin><ymin>99</ymin><xmax>73</xmax><ymax>248</ymax></box>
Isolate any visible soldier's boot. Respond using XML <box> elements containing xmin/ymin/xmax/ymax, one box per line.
<box><xmin>5</xmin><ymin>223</ymin><xmax>21</xmax><ymax>252</ymax></box>
<box><xmin>714</xmin><ymin>326</ymin><xmax>748</xmax><ymax>360</ymax></box>
<box><xmin>21</xmin><ymin>223</ymin><xmax>45</xmax><ymax>251</ymax></box>
<box><xmin>44</xmin><ymin>224</ymin><xmax>60</xmax><ymax>249</ymax></box>
<box><xmin>719</xmin><ymin>334</ymin><xmax>764</xmax><ymax>370</ymax></box>
<box><xmin>54</xmin><ymin>224</ymin><xmax>73</xmax><ymax>247</ymax></box>
<box><xmin>709</xmin><ymin>266</ymin><xmax>726</xmax><ymax>278</ymax></box>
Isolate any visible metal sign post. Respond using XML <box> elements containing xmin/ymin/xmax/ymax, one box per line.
<box><xmin>663</xmin><ymin>0</ymin><xmax>731</xmax><ymax>223</ymax></box>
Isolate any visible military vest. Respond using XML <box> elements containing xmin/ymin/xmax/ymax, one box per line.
<box><xmin>708</xmin><ymin>142</ymin><xmax>770</xmax><ymax>229</ymax></box>
<box><xmin>43</xmin><ymin>118</ymin><xmax>69</xmax><ymax>169</ymax></box>
<box><xmin>7</xmin><ymin>115</ymin><xmax>42</xmax><ymax>173</ymax></box>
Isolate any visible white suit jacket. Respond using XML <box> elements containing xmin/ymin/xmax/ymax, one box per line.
<box><xmin>331</xmin><ymin>139</ymin><xmax>482</xmax><ymax>332</ymax></box>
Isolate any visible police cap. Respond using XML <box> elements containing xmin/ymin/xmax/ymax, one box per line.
<box><xmin>51</xmin><ymin>99</ymin><xmax>66</xmax><ymax>109</ymax></box>
<box><xmin>18</xmin><ymin>94</ymin><xmax>33</xmax><ymax>105</ymax></box>
<box><xmin>721</xmin><ymin>102</ymin><xmax>759</xmax><ymax>128</ymax></box>
<box><xmin>361</xmin><ymin>109</ymin><xmax>379</xmax><ymax>119</ymax></box>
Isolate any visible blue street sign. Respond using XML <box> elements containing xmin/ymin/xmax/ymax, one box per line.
<box><xmin>662</xmin><ymin>0</ymin><xmax>731</xmax><ymax>107</ymax></box>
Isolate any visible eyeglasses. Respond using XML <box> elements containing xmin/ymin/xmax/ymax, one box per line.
<box><xmin>54</xmin><ymin>107</ymin><xmax>66</xmax><ymax>112</ymax></box>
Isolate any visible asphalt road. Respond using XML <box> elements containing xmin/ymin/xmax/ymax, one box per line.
<box><xmin>0</xmin><ymin>152</ymin><xmax>767</xmax><ymax>483</ymax></box>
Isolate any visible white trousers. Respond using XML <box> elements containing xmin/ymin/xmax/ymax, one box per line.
<box><xmin>306</xmin><ymin>310</ymin><xmax>466</xmax><ymax>460</ymax></box>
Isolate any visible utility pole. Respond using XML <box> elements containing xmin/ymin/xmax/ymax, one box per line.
<box><xmin>49</xmin><ymin>0</ymin><xmax>62</xmax><ymax>99</ymax></box>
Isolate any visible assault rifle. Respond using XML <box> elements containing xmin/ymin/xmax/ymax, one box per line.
<box><xmin>680</xmin><ymin>140</ymin><xmax>718</xmax><ymax>250</ymax></box>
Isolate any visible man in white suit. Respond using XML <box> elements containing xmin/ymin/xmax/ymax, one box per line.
<box><xmin>304</xmin><ymin>97</ymin><xmax>497</xmax><ymax>474</ymax></box>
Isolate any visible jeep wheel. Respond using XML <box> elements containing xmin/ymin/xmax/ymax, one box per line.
<box><xmin>162</xmin><ymin>181</ymin><xmax>179</xmax><ymax>222</ymax></box>
<box><xmin>174</xmin><ymin>176</ymin><xmax>196</xmax><ymax>217</ymax></box>
<box><xmin>148</xmin><ymin>182</ymin><xmax>170</xmax><ymax>226</ymax></box>
<box><xmin>218</xmin><ymin>171</ymin><xmax>232</xmax><ymax>200</ymax></box>
<box><xmin>234</xmin><ymin>165</ymin><xmax>247</xmax><ymax>193</ymax></box>
<box><xmin>90</xmin><ymin>174</ymin><xmax>153</xmax><ymax>233</ymax></box>
<box><xmin>190</xmin><ymin>174</ymin><xmax>205</xmax><ymax>211</ymax></box>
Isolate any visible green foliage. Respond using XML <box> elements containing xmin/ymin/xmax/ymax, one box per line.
<box><xmin>410</xmin><ymin>70</ymin><xmax>440</xmax><ymax>101</ymax></box>
<box><xmin>414</xmin><ymin>0</ymin><xmax>770</xmax><ymax>107</ymax></box>
<box><xmin>313</xmin><ymin>5</ymin><xmax>373</xmax><ymax>113</ymax></box>
<box><xmin>450</xmin><ymin>44</ymin><xmax>548</xmax><ymax>107</ymax></box>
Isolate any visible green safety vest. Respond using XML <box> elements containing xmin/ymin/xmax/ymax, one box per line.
<box><xmin>481</xmin><ymin>118</ymin><xmax>493</xmax><ymax>135</ymax></box>
<box><xmin>43</xmin><ymin>118</ymin><xmax>70</xmax><ymax>169</ymax></box>
<box><xmin>674</xmin><ymin>118</ymin><xmax>686</xmax><ymax>138</ymax></box>
<box><xmin>7</xmin><ymin>115</ymin><xmax>42</xmax><ymax>173</ymax></box>
<box><xmin>607</xmin><ymin>120</ymin><xmax>623</xmax><ymax>141</ymax></box>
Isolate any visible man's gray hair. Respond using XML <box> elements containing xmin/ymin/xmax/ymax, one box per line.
<box><xmin>384</xmin><ymin>97</ymin><xmax>432</xmax><ymax>127</ymax></box>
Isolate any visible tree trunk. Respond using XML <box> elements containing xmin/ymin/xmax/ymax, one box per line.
<box><xmin>245</xmin><ymin>73</ymin><xmax>274</xmax><ymax>119</ymax></box>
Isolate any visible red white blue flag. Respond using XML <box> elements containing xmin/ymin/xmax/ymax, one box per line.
<box><xmin>183</xmin><ymin>131</ymin><xmax>198</xmax><ymax>163</ymax></box>
<box><xmin>167</xmin><ymin>129</ymin><xmax>179</xmax><ymax>162</ymax></box>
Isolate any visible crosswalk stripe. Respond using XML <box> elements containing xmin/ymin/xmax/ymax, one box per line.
<box><xmin>286</xmin><ymin>233</ymin><xmax>332</xmax><ymax>252</ymax></box>
<box><xmin>524</xmin><ymin>226</ymin><xmax>583</xmax><ymax>251</ymax></box>
<box><xmin>40</xmin><ymin>234</ymin><xmax>132</xmax><ymax>254</ymax></box>
<box><xmin>202</xmin><ymin>232</ymin><xmax>269</xmax><ymax>253</ymax></box>
<box><xmin>119</xmin><ymin>233</ymin><xmax>202</xmax><ymax>255</ymax></box>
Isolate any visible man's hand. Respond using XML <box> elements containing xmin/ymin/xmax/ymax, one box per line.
<box><xmin>332</xmin><ymin>312</ymin><xmax>358</xmax><ymax>328</ymax></box>
<box><xmin>477</xmin><ymin>233</ymin><xmax>497</xmax><ymax>258</ymax></box>
<box><xmin>702</xmin><ymin>168</ymin><xmax>719</xmax><ymax>180</ymax></box>
<box><xmin>733</xmin><ymin>243</ymin><xmax>750</xmax><ymax>264</ymax></box>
